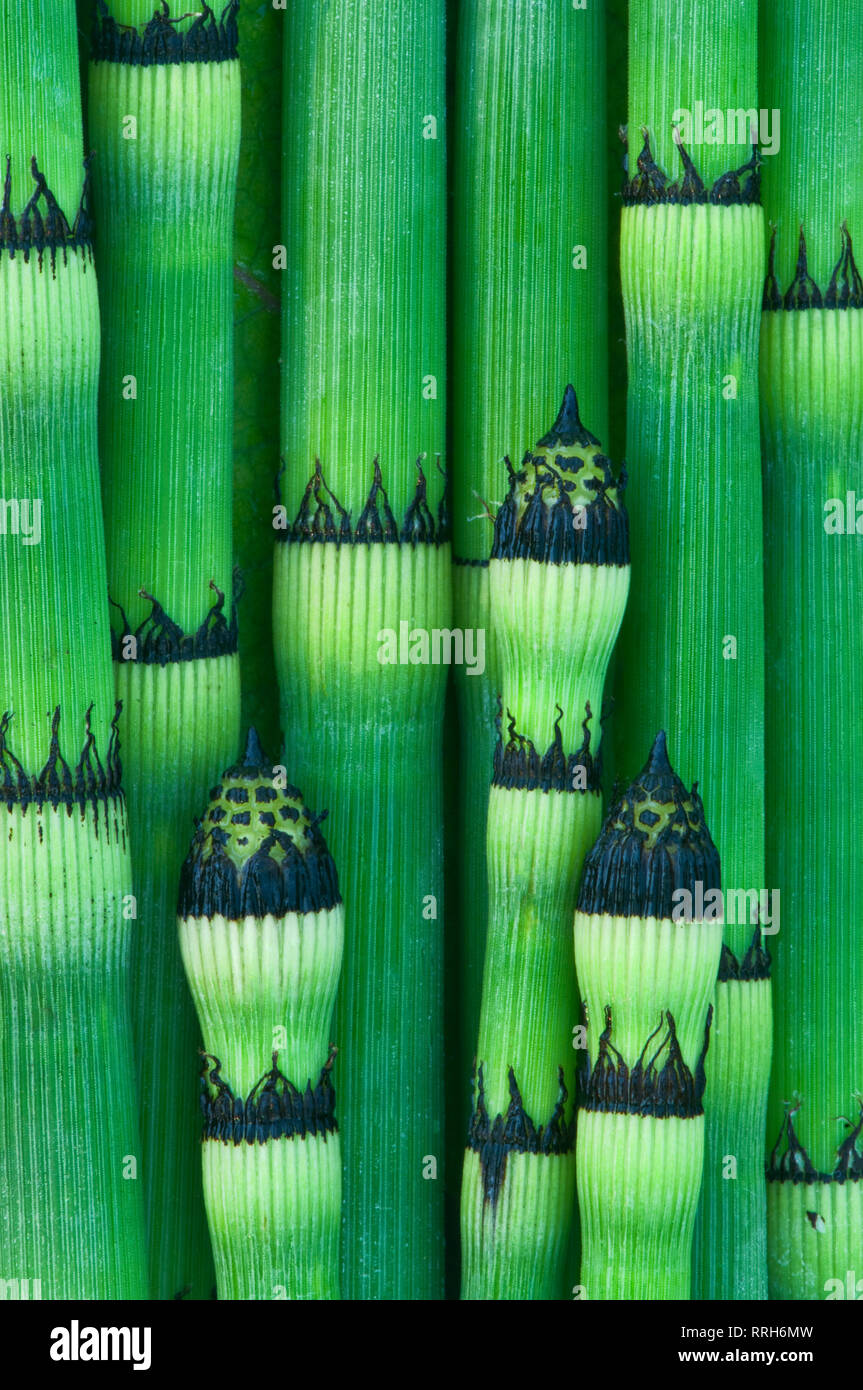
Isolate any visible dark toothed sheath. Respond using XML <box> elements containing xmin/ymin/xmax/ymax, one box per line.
<box><xmin>177</xmin><ymin>730</ymin><xmax>344</xmax><ymax>1299</ymax></box>
<box><xmin>574</xmin><ymin>733</ymin><xmax>723</xmax><ymax>1299</ymax></box>
<box><xmin>460</xmin><ymin>389</ymin><xmax>629</xmax><ymax>1300</ymax></box>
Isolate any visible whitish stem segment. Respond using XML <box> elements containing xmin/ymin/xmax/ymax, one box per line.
<box><xmin>0</xmin><ymin>0</ymin><xmax>147</xmax><ymax>1299</ymax></box>
<box><xmin>178</xmin><ymin>730</ymin><xmax>344</xmax><ymax>1300</ymax></box>
<box><xmin>574</xmin><ymin>733</ymin><xmax>723</xmax><ymax>1299</ymax></box>
<box><xmin>759</xmin><ymin>0</ymin><xmax>863</xmax><ymax>1299</ymax></box>
<box><xmin>461</xmin><ymin>390</ymin><xmax>629</xmax><ymax>1300</ymax></box>
<box><xmin>615</xmin><ymin>0</ymin><xmax>770</xmax><ymax>1300</ymax></box>
<box><xmin>88</xmin><ymin>0</ymin><xmax>242</xmax><ymax>1298</ymax></box>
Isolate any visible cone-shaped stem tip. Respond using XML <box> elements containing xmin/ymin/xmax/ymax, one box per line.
<box><xmin>242</xmin><ymin>725</ymin><xmax>266</xmax><ymax>769</ymax></box>
<box><xmin>536</xmin><ymin>384</ymin><xmax>582</xmax><ymax>449</ymax></box>
<box><xmin>644</xmin><ymin>730</ymin><xmax>670</xmax><ymax>777</ymax></box>
<box><xmin>576</xmin><ymin>730</ymin><xmax>721</xmax><ymax>918</ymax></box>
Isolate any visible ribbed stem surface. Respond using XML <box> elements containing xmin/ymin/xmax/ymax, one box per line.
<box><xmin>461</xmin><ymin>1151</ymin><xmax>577</xmax><ymax>1301</ymax></box>
<box><xmin>0</xmin><ymin>0</ymin><xmax>146</xmax><ymax>1298</ymax></box>
<box><xmin>180</xmin><ymin>908</ymin><xmax>343</xmax><ymax>1096</ymax></box>
<box><xmin>578</xmin><ymin>1113</ymin><xmax>705</xmax><ymax>1300</ymax></box>
<box><xmin>203</xmin><ymin>1137</ymin><xmax>341</xmax><ymax>1301</ymax></box>
<box><xmin>759</xmin><ymin>0</ymin><xmax>863</xmax><ymax>1300</ymax></box>
<box><xmin>278</xmin><ymin>0</ymin><xmax>448</xmax><ymax>1300</ymax></box>
<box><xmin>628</xmin><ymin>0</ymin><xmax>757</xmax><ymax>182</ymax></box>
<box><xmin>89</xmin><ymin>15</ymin><xmax>242</xmax><ymax>1298</ymax></box>
<box><xmin>462</xmin><ymin>547</ymin><xmax>628</xmax><ymax>1299</ymax></box>
<box><xmin>274</xmin><ymin>541</ymin><xmax>449</xmax><ymax>1299</ymax></box>
<box><xmin>89</xmin><ymin>55</ymin><xmax>239</xmax><ymax>631</ymax></box>
<box><xmin>574</xmin><ymin>911</ymin><xmax>722</xmax><ymax>1299</ymax></box>
<box><xmin>451</xmin><ymin>0</ymin><xmax>608</xmax><ymax>549</ymax></box>
<box><xmin>0</xmin><ymin>1</ymin><xmax>85</xmax><ymax>215</ymax></box>
<box><xmin>615</xmin><ymin>197</ymin><xmax>769</xmax><ymax>1300</ymax></box>
<box><xmin>0</xmin><ymin>803</ymin><xmax>147</xmax><ymax>1298</ymax></box>
<box><xmin>116</xmin><ymin>657</ymin><xmax>240</xmax><ymax>1298</ymax></box>
<box><xmin>449</xmin><ymin>3</ymin><xmax>608</xmax><ymax>1156</ymax></box>
<box><xmin>281</xmin><ymin>0</ymin><xmax>446</xmax><ymax>519</ymax></box>
<box><xmin>481</xmin><ymin>788</ymin><xmax>601</xmax><ymax>1123</ymax></box>
<box><xmin>768</xmin><ymin>1182</ymin><xmax>863</xmax><ymax>1302</ymax></box>
<box><xmin>180</xmin><ymin>904</ymin><xmax>344</xmax><ymax>1301</ymax></box>
<box><xmin>759</xmin><ymin>0</ymin><xmax>863</xmax><ymax>288</ymax></box>
<box><xmin>700</xmin><ymin>978</ymin><xmax>773</xmax><ymax>1298</ymax></box>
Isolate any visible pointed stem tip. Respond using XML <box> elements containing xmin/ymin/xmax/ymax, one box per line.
<box><xmin>645</xmin><ymin>729</ymin><xmax>671</xmax><ymax>776</ymax></box>
<box><xmin>242</xmin><ymin>725</ymin><xmax>266</xmax><ymax>769</ymax></box>
<box><xmin>538</xmin><ymin>384</ymin><xmax>581</xmax><ymax>448</ymax></box>
<box><xmin>535</xmin><ymin>384</ymin><xmax>601</xmax><ymax>451</ymax></box>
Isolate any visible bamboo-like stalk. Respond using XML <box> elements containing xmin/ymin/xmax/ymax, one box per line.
<box><xmin>0</xmin><ymin>0</ymin><xmax>147</xmax><ymax>1298</ymax></box>
<box><xmin>613</xmin><ymin>0</ymin><xmax>771</xmax><ymax>1300</ymax></box>
<box><xmin>232</xmin><ymin>4</ymin><xmax>282</xmax><ymax>756</ymax></box>
<box><xmin>574</xmin><ymin>733</ymin><xmax>724</xmax><ymax>1299</ymax></box>
<box><xmin>460</xmin><ymin>389</ymin><xmax>629</xmax><ymax>1300</ymax></box>
<box><xmin>759</xmin><ymin>0</ymin><xmax>863</xmax><ymax>1300</ymax></box>
<box><xmin>276</xmin><ymin>0</ymin><xmax>449</xmax><ymax>1299</ymax></box>
<box><xmin>449</xmin><ymin>2</ymin><xmax>609</xmax><ymax>1183</ymax></box>
<box><xmin>177</xmin><ymin>730</ymin><xmax>343</xmax><ymax>1300</ymax></box>
<box><xmin>88</xmin><ymin>0</ymin><xmax>242</xmax><ymax>1298</ymax></box>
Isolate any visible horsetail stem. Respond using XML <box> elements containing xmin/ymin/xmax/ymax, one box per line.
<box><xmin>0</xmin><ymin>0</ymin><xmax>147</xmax><ymax>1298</ymax></box>
<box><xmin>449</xmin><ymin>6</ymin><xmax>609</xmax><ymax>1193</ymax></box>
<box><xmin>177</xmin><ymin>728</ymin><xmax>344</xmax><ymax>1299</ymax></box>
<box><xmin>460</xmin><ymin>390</ymin><xmax>629</xmax><ymax>1300</ymax></box>
<box><xmin>574</xmin><ymin>733</ymin><xmax>723</xmax><ymax>1299</ymax></box>
<box><xmin>88</xmin><ymin>0</ymin><xmax>242</xmax><ymax>1298</ymax></box>
<box><xmin>613</xmin><ymin>0</ymin><xmax>771</xmax><ymax>1300</ymax></box>
<box><xmin>759</xmin><ymin>0</ymin><xmax>863</xmax><ymax>1300</ymax></box>
<box><xmin>275</xmin><ymin>0</ymin><xmax>449</xmax><ymax>1299</ymax></box>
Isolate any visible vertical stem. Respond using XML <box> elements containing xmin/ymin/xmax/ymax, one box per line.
<box><xmin>614</xmin><ymin>0</ymin><xmax>770</xmax><ymax>1298</ymax></box>
<box><xmin>89</xmin><ymin>1</ymin><xmax>242</xmax><ymax>1298</ymax></box>
<box><xmin>0</xmin><ymin>0</ymin><xmax>147</xmax><ymax>1298</ymax></box>
<box><xmin>449</xmin><ymin>4</ymin><xmax>608</xmax><ymax>1185</ymax></box>
<box><xmin>278</xmin><ymin>0</ymin><xmax>449</xmax><ymax>1300</ymax></box>
<box><xmin>759</xmin><ymin>0</ymin><xmax>863</xmax><ymax>1299</ymax></box>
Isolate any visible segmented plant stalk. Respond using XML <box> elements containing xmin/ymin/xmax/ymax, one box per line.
<box><xmin>613</xmin><ymin>0</ymin><xmax>771</xmax><ymax>1299</ymax></box>
<box><xmin>232</xmin><ymin>4</ymin><xmax>281</xmax><ymax>756</ymax></box>
<box><xmin>450</xmin><ymin>1</ymin><xmax>609</xmax><ymax>1154</ymax></box>
<box><xmin>759</xmin><ymin>0</ymin><xmax>863</xmax><ymax>1300</ymax></box>
<box><xmin>461</xmin><ymin>390</ymin><xmax>630</xmax><ymax>1300</ymax></box>
<box><xmin>574</xmin><ymin>734</ymin><xmax>723</xmax><ymax>1299</ymax></box>
<box><xmin>276</xmin><ymin>0</ymin><xmax>448</xmax><ymax>1299</ymax></box>
<box><xmin>177</xmin><ymin>730</ymin><xmax>343</xmax><ymax>1300</ymax></box>
<box><xmin>89</xmin><ymin>0</ymin><xmax>242</xmax><ymax>1298</ymax></box>
<box><xmin>0</xmin><ymin>0</ymin><xmax>147</xmax><ymax>1298</ymax></box>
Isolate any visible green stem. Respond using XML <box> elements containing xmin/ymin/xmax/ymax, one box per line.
<box><xmin>759</xmin><ymin>0</ymin><xmax>863</xmax><ymax>1299</ymax></box>
<box><xmin>178</xmin><ymin>735</ymin><xmax>344</xmax><ymax>1300</ymax></box>
<box><xmin>278</xmin><ymin>0</ymin><xmax>449</xmax><ymax>1300</ymax></box>
<box><xmin>449</xmin><ymin>3</ymin><xmax>609</xmax><ymax>1172</ymax></box>
<box><xmin>89</xmin><ymin>0</ymin><xmax>242</xmax><ymax>1298</ymax></box>
<box><xmin>615</xmin><ymin>1</ymin><xmax>770</xmax><ymax>1297</ymax></box>
<box><xmin>461</xmin><ymin>393</ymin><xmax>629</xmax><ymax>1300</ymax></box>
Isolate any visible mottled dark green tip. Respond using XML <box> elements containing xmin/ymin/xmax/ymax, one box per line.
<box><xmin>490</xmin><ymin>390</ymin><xmax>629</xmax><ymax>566</ymax></box>
<box><xmin>536</xmin><ymin>385</ymin><xmax>600</xmax><ymax>451</ymax></box>
<box><xmin>576</xmin><ymin>732</ymin><xmax>721</xmax><ymax>919</ymax></box>
<box><xmin>177</xmin><ymin>753</ymin><xmax>341</xmax><ymax>920</ymax></box>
